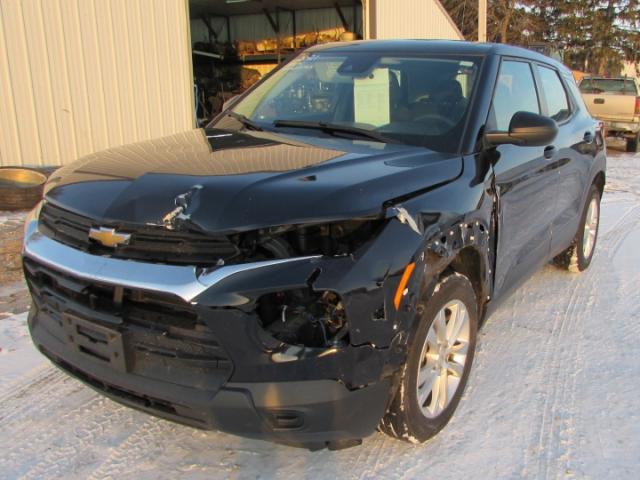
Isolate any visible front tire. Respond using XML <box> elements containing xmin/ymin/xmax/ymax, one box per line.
<box><xmin>380</xmin><ymin>273</ymin><xmax>478</xmax><ymax>443</ymax></box>
<box><xmin>553</xmin><ymin>185</ymin><xmax>601</xmax><ymax>272</ymax></box>
<box><xmin>626</xmin><ymin>134</ymin><xmax>639</xmax><ymax>153</ymax></box>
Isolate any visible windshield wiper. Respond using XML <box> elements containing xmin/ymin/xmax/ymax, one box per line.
<box><xmin>272</xmin><ymin>120</ymin><xmax>399</xmax><ymax>144</ymax></box>
<box><xmin>227</xmin><ymin>111</ymin><xmax>263</xmax><ymax>131</ymax></box>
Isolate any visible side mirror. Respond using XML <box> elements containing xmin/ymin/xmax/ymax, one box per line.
<box><xmin>486</xmin><ymin>111</ymin><xmax>558</xmax><ymax>147</ymax></box>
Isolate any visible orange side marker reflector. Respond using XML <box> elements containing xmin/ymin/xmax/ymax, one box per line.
<box><xmin>394</xmin><ymin>262</ymin><xmax>415</xmax><ymax>310</ymax></box>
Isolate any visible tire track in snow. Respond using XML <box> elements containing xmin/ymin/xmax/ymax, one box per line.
<box><xmin>458</xmin><ymin>266</ymin><xmax>572</xmax><ymax>478</ymax></box>
<box><xmin>0</xmin><ymin>365</ymin><xmax>59</xmax><ymax>405</ymax></box>
<box><xmin>0</xmin><ymin>362</ymin><xmax>50</xmax><ymax>398</ymax></box>
<box><xmin>0</xmin><ymin>334</ymin><xmax>156</xmax><ymax>479</ymax></box>
<box><xmin>0</xmin><ymin>367</ymin><xmax>76</xmax><ymax>426</ymax></box>
<box><xmin>356</xmin><ymin>436</ymin><xmax>395</xmax><ymax>479</ymax></box>
<box><xmin>1</xmin><ymin>392</ymin><xmax>135</xmax><ymax>479</ymax></box>
<box><xmin>558</xmin><ymin>201</ymin><xmax>640</xmax><ymax>478</ymax></box>
<box><xmin>545</xmin><ymin>256</ymin><xmax>602</xmax><ymax>480</ymax></box>
<box><xmin>534</xmin><ymin>274</ymin><xmax>584</xmax><ymax>479</ymax></box>
<box><xmin>519</xmin><ymin>276</ymin><xmax>579</xmax><ymax>478</ymax></box>
<box><xmin>85</xmin><ymin>418</ymin><xmax>173</xmax><ymax>480</ymax></box>
<box><xmin>522</xmin><ymin>202</ymin><xmax>640</xmax><ymax>479</ymax></box>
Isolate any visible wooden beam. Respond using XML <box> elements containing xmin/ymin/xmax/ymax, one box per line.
<box><xmin>275</xmin><ymin>8</ymin><xmax>281</xmax><ymax>63</ymax></box>
<box><xmin>292</xmin><ymin>9</ymin><xmax>297</xmax><ymax>43</ymax></box>
<box><xmin>334</xmin><ymin>3</ymin><xmax>350</xmax><ymax>31</ymax></box>
<box><xmin>201</xmin><ymin>16</ymin><xmax>218</xmax><ymax>42</ymax></box>
<box><xmin>478</xmin><ymin>0</ymin><xmax>487</xmax><ymax>42</ymax></box>
<box><xmin>206</xmin><ymin>15</ymin><xmax>232</xmax><ymax>44</ymax></box>
<box><xmin>263</xmin><ymin>8</ymin><xmax>279</xmax><ymax>34</ymax></box>
<box><xmin>353</xmin><ymin>0</ymin><xmax>358</xmax><ymax>36</ymax></box>
<box><xmin>367</xmin><ymin>0</ymin><xmax>377</xmax><ymax>39</ymax></box>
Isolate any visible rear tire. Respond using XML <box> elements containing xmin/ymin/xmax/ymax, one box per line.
<box><xmin>380</xmin><ymin>273</ymin><xmax>477</xmax><ymax>443</ymax></box>
<box><xmin>626</xmin><ymin>134</ymin><xmax>639</xmax><ymax>153</ymax></box>
<box><xmin>553</xmin><ymin>185</ymin><xmax>601</xmax><ymax>272</ymax></box>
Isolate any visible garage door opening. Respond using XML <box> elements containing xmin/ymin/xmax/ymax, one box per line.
<box><xmin>188</xmin><ymin>0</ymin><xmax>364</xmax><ymax>125</ymax></box>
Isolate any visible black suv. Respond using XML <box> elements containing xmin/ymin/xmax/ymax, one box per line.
<box><xmin>23</xmin><ymin>41</ymin><xmax>606</xmax><ymax>450</ymax></box>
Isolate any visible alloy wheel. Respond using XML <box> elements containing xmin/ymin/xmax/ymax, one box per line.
<box><xmin>582</xmin><ymin>197</ymin><xmax>599</xmax><ymax>259</ymax></box>
<box><xmin>416</xmin><ymin>300</ymin><xmax>470</xmax><ymax>418</ymax></box>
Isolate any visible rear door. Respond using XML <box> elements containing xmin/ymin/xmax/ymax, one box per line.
<box><xmin>490</xmin><ymin>59</ymin><xmax>558</xmax><ymax>298</ymax></box>
<box><xmin>536</xmin><ymin>64</ymin><xmax>596</xmax><ymax>254</ymax></box>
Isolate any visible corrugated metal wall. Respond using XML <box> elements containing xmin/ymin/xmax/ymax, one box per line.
<box><xmin>0</xmin><ymin>0</ymin><xmax>194</xmax><ymax>167</ymax></box>
<box><xmin>369</xmin><ymin>0</ymin><xmax>463</xmax><ymax>41</ymax></box>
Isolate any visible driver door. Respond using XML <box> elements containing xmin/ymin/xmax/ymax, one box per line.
<box><xmin>490</xmin><ymin>59</ymin><xmax>558</xmax><ymax>298</ymax></box>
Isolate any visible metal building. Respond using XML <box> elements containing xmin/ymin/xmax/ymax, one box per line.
<box><xmin>0</xmin><ymin>0</ymin><xmax>462</xmax><ymax>168</ymax></box>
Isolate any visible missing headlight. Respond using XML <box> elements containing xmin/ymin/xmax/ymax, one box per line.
<box><xmin>241</xmin><ymin>218</ymin><xmax>385</xmax><ymax>260</ymax></box>
<box><xmin>258</xmin><ymin>289</ymin><xmax>348</xmax><ymax>348</ymax></box>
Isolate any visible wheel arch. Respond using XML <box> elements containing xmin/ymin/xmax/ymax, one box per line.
<box><xmin>440</xmin><ymin>246</ymin><xmax>488</xmax><ymax>323</ymax></box>
<box><xmin>417</xmin><ymin>221</ymin><xmax>493</xmax><ymax>327</ymax></box>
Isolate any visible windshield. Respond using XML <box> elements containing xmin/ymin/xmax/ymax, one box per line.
<box><xmin>211</xmin><ymin>52</ymin><xmax>482</xmax><ymax>152</ymax></box>
<box><xmin>579</xmin><ymin>78</ymin><xmax>638</xmax><ymax>95</ymax></box>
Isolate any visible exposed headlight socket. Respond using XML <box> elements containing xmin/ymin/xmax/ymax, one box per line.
<box><xmin>258</xmin><ymin>289</ymin><xmax>349</xmax><ymax>348</ymax></box>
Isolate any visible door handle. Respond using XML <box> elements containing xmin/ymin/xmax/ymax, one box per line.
<box><xmin>583</xmin><ymin>131</ymin><xmax>594</xmax><ymax>143</ymax></box>
<box><xmin>544</xmin><ymin>145</ymin><xmax>557</xmax><ymax>159</ymax></box>
<box><xmin>594</xmin><ymin>98</ymin><xmax>605</xmax><ymax>104</ymax></box>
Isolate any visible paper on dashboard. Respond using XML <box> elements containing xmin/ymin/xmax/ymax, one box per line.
<box><xmin>354</xmin><ymin>68</ymin><xmax>390</xmax><ymax>127</ymax></box>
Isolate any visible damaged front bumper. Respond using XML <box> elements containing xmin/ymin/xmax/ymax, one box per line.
<box><xmin>34</xmin><ymin>331</ymin><xmax>391</xmax><ymax>449</ymax></box>
<box><xmin>23</xmin><ymin>215</ymin><xmax>420</xmax><ymax>448</ymax></box>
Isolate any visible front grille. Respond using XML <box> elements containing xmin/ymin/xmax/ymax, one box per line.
<box><xmin>24</xmin><ymin>258</ymin><xmax>233</xmax><ymax>389</ymax></box>
<box><xmin>39</xmin><ymin>202</ymin><xmax>241</xmax><ymax>265</ymax></box>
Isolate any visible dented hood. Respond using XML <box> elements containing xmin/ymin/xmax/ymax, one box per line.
<box><xmin>44</xmin><ymin>128</ymin><xmax>462</xmax><ymax>233</ymax></box>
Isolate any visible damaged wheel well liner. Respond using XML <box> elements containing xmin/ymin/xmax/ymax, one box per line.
<box><xmin>442</xmin><ymin>247</ymin><xmax>488</xmax><ymax>319</ymax></box>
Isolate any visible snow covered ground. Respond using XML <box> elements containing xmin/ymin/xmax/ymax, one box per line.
<box><xmin>1</xmin><ymin>146</ymin><xmax>639</xmax><ymax>479</ymax></box>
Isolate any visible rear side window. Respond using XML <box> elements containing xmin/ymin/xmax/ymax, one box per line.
<box><xmin>579</xmin><ymin>78</ymin><xmax>638</xmax><ymax>95</ymax></box>
<box><xmin>489</xmin><ymin>60</ymin><xmax>540</xmax><ymax>131</ymax></box>
<box><xmin>537</xmin><ymin>66</ymin><xmax>571</xmax><ymax>122</ymax></box>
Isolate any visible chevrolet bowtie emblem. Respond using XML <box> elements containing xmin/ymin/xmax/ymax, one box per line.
<box><xmin>88</xmin><ymin>227</ymin><xmax>131</xmax><ymax>248</ymax></box>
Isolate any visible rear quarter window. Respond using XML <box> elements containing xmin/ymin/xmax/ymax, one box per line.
<box><xmin>579</xmin><ymin>78</ymin><xmax>638</xmax><ymax>95</ymax></box>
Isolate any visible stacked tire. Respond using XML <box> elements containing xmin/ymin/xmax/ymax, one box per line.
<box><xmin>0</xmin><ymin>167</ymin><xmax>46</xmax><ymax>211</ymax></box>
